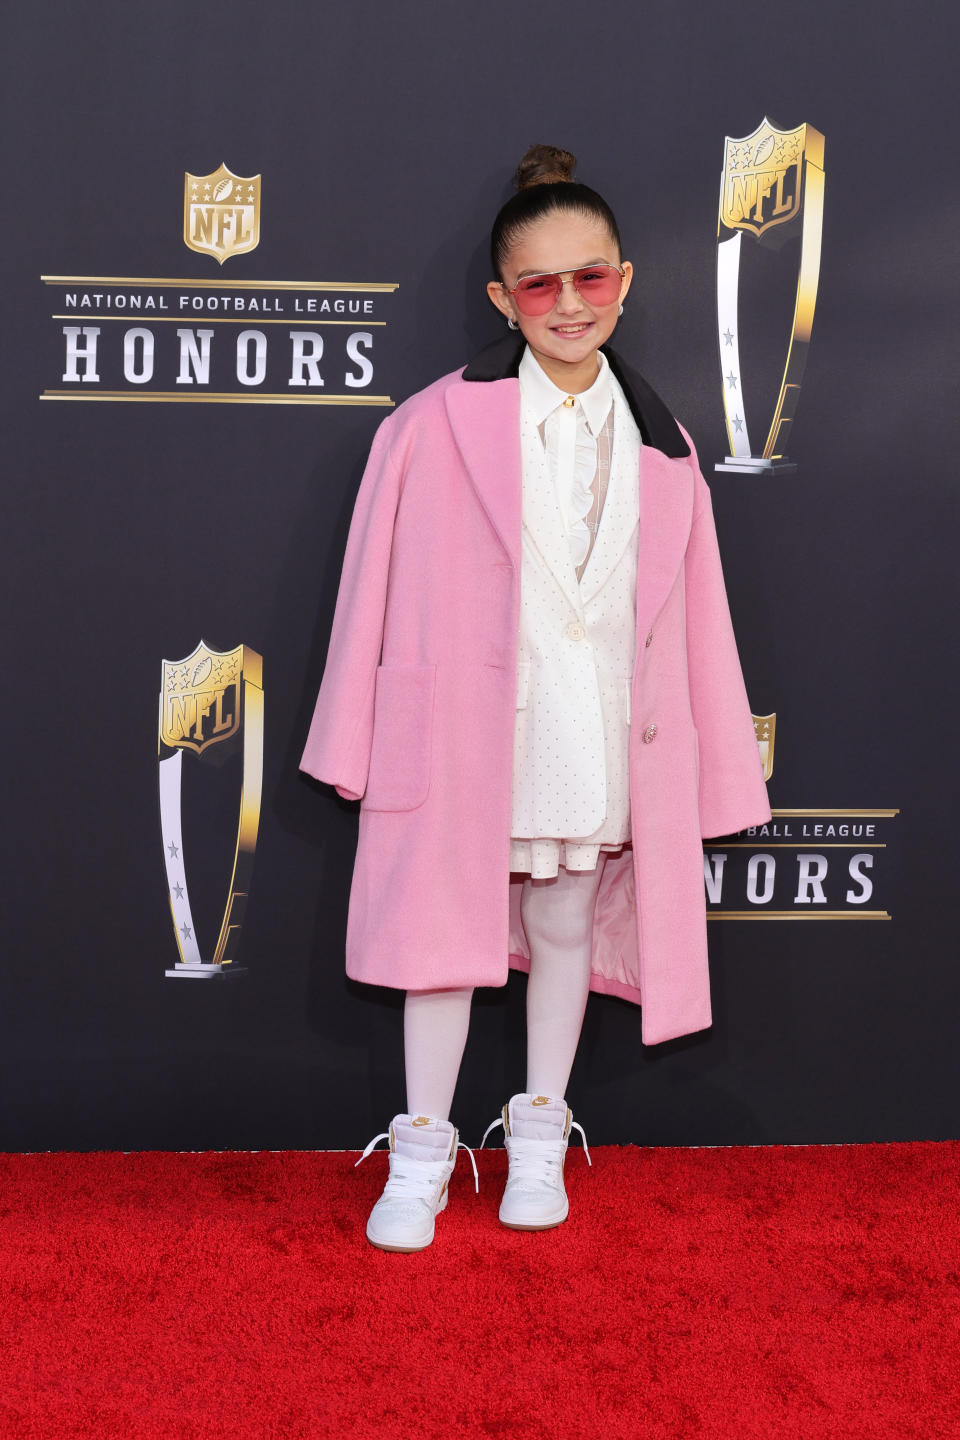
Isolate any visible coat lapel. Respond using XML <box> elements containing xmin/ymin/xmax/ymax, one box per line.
<box><xmin>449</xmin><ymin>335</ymin><xmax>695</xmax><ymax>628</ymax></box>
<box><xmin>519</xmin><ymin>411</ymin><xmax>585</xmax><ymax>619</ymax></box>
<box><xmin>633</xmin><ymin>446</ymin><xmax>695</xmax><ymax>642</ymax></box>
<box><xmin>443</xmin><ymin>377</ymin><xmax>522</xmax><ymax>573</ymax></box>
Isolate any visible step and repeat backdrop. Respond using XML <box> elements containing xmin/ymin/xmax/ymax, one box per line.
<box><xmin>3</xmin><ymin>0</ymin><xmax>957</xmax><ymax>1149</ymax></box>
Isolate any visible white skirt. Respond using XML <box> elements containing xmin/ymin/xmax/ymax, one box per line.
<box><xmin>509</xmin><ymin>833</ymin><xmax>631</xmax><ymax>878</ymax></box>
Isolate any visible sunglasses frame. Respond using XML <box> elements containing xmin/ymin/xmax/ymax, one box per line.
<box><xmin>501</xmin><ymin>262</ymin><xmax>626</xmax><ymax>314</ymax></box>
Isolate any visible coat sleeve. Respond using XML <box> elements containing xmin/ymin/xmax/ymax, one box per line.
<box><xmin>299</xmin><ymin>415</ymin><xmax>402</xmax><ymax>801</ymax></box>
<box><xmin>680</xmin><ymin>427</ymin><xmax>773</xmax><ymax>838</ymax></box>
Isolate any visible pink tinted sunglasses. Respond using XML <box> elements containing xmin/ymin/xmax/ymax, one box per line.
<box><xmin>502</xmin><ymin>262</ymin><xmax>625</xmax><ymax>316</ymax></box>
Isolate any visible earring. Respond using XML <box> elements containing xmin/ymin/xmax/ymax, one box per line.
<box><xmin>507</xmin><ymin>317</ymin><xmax>518</xmax><ymax>330</ymax></box>
<box><xmin>618</xmin><ymin>303</ymin><xmax>624</xmax><ymax>316</ymax></box>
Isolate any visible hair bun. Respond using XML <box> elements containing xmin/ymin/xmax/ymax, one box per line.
<box><xmin>514</xmin><ymin>144</ymin><xmax>577</xmax><ymax>190</ymax></box>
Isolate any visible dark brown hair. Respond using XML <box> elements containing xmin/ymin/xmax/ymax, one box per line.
<box><xmin>490</xmin><ymin>144</ymin><xmax>623</xmax><ymax>282</ymax></box>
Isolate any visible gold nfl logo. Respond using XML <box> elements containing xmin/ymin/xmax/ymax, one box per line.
<box><xmin>184</xmin><ymin>162</ymin><xmax>260</xmax><ymax>264</ymax></box>
<box><xmin>720</xmin><ymin>119</ymin><xmax>812</xmax><ymax>240</ymax></box>
<box><xmin>160</xmin><ymin>640</ymin><xmax>247</xmax><ymax>755</ymax></box>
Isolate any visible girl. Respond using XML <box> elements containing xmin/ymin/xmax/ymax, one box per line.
<box><xmin>301</xmin><ymin>144</ymin><xmax>772</xmax><ymax>1252</ymax></box>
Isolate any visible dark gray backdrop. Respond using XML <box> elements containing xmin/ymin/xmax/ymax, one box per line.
<box><xmin>3</xmin><ymin>0</ymin><xmax>957</xmax><ymax>1150</ymax></box>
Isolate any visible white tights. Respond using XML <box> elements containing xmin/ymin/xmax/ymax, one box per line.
<box><xmin>403</xmin><ymin>857</ymin><xmax>606</xmax><ymax>1121</ymax></box>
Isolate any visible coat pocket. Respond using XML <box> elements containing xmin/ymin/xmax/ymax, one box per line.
<box><xmin>516</xmin><ymin>660</ymin><xmax>530</xmax><ymax>709</ymax></box>
<box><xmin>363</xmin><ymin>663</ymin><xmax>437</xmax><ymax>812</ymax></box>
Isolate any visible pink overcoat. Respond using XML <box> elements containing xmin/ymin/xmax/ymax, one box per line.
<box><xmin>300</xmin><ymin>336</ymin><xmax>772</xmax><ymax>1045</ymax></box>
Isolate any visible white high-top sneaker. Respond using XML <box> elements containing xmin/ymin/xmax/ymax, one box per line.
<box><xmin>480</xmin><ymin>1092</ymin><xmax>592</xmax><ymax>1230</ymax></box>
<box><xmin>355</xmin><ymin>1113</ymin><xmax>479</xmax><ymax>1252</ymax></box>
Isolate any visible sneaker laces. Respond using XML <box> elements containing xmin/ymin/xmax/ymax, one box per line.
<box><xmin>354</xmin><ymin>1130</ymin><xmax>480</xmax><ymax>1195</ymax></box>
<box><xmin>480</xmin><ymin>1114</ymin><xmax>593</xmax><ymax>1168</ymax></box>
<box><xmin>502</xmin><ymin>1135</ymin><xmax>566</xmax><ymax>1190</ymax></box>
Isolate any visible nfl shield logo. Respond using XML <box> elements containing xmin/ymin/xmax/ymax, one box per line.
<box><xmin>183</xmin><ymin>162</ymin><xmax>261</xmax><ymax>264</ymax></box>
<box><xmin>160</xmin><ymin>640</ymin><xmax>247</xmax><ymax>756</ymax></box>
<box><xmin>720</xmin><ymin>119</ymin><xmax>809</xmax><ymax>240</ymax></box>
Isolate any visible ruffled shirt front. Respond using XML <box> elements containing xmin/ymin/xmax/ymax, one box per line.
<box><xmin>517</xmin><ymin>346</ymin><xmax>614</xmax><ymax>576</ymax></box>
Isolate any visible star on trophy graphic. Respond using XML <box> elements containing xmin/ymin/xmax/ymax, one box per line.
<box><xmin>158</xmin><ymin>640</ymin><xmax>263</xmax><ymax>978</ymax></box>
<box><xmin>716</xmin><ymin>118</ymin><xmax>825</xmax><ymax>475</ymax></box>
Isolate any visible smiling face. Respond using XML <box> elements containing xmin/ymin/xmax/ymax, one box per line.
<box><xmin>486</xmin><ymin>208</ymin><xmax>633</xmax><ymax>389</ymax></box>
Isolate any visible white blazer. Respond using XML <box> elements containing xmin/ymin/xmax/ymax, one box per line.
<box><xmin>511</xmin><ymin>374</ymin><xmax>642</xmax><ymax>839</ymax></box>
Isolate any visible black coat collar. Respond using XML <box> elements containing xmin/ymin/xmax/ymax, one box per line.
<box><xmin>461</xmin><ymin>334</ymin><xmax>690</xmax><ymax>459</ymax></box>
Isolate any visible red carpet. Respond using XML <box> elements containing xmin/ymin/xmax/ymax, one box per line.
<box><xmin>2</xmin><ymin>1142</ymin><xmax>958</xmax><ymax>1439</ymax></box>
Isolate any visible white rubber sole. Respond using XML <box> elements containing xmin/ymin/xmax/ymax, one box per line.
<box><xmin>499</xmin><ymin>1196</ymin><xmax>569</xmax><ymax>1230</ymax></box>
<box><xmin>366</xmin><ymin>1185</ymin><xmax>449</xmax><ymax>1252</ymax></box>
